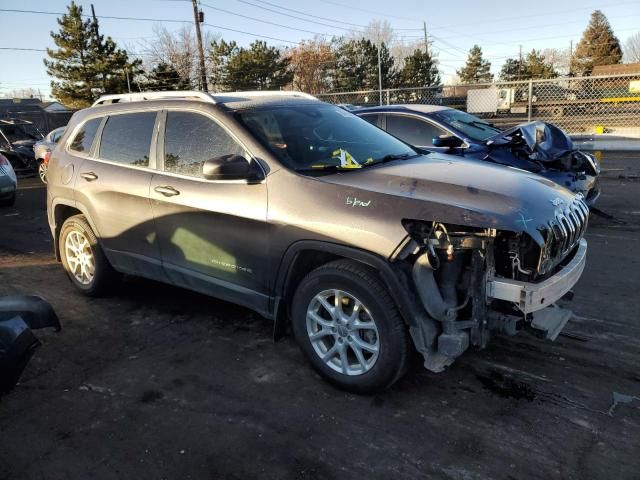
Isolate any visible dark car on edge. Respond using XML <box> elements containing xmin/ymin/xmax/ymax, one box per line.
<box><xmin>354</xmin><ymin>105</ymin><xmax>601</xmax><ymax>205</ymax></box>
<box><xmin>47</xmin><ymin>91</ymin><xmax>589</xmax><ymax>393</ymax></box>
<box><xmin>0</xmin><ymin>118</ymin><xmax>44</xmax><ymax>177</ymax></box>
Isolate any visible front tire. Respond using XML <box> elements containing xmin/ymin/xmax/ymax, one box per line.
<box><xmin>59</xmin><ymin>215</ymin><xmax>118</xmax><ymax>295</ymax></box>
<box><xmin>292</xmin><ymin>260</ymin><xmax>410</xmax><ymax>393</ymax></box>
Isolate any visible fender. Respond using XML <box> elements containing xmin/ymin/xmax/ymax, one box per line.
<box><xmin>272</xmin><ymin>240</ymin><xmax>424</xmax><ymax>339</ymax></box>
<box><xmin>50</xmin><ymin>197</ymin><xmax>103</xmax><ymax>261</ymax></box>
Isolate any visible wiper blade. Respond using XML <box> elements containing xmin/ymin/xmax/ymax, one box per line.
<box><xmin>456</xmin><ymin>119</ymin><xmax>495</xmax><ymax>130</ymax></box>
<box><xmin>372</xmin><ymin>152</ymin><xmax>417</xmax><ymax>163</ymax></box>
<box><xmin>296</xmin><ymin>164</ymin><xmax>358</xmax><ymax>172</ymax></box>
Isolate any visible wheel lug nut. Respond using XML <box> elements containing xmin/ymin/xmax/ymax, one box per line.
<box><xmin>338</xmin><ymin>338</ymin><xmax>344</xmax><ymax>343</ymax></box>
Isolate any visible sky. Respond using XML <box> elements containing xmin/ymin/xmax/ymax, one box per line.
<box><xmin>0</xmin><ymin>0</ymin><xmax>639</xmax><ymax>100</ymax></box>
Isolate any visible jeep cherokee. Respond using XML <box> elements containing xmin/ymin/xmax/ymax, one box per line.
<box><xmin>47</xmin><ymin>91</ymin><xmax>588</xmax><ymax>393</ymax></box>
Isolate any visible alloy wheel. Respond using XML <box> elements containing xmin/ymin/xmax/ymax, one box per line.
<box><xmin>38</xmin><ymin>163</ymin><xmax>47</xmax><ymax>184</ymax></box>
<box><xmin>306</xmin><ymin>289</ymin><xmax>380</xmax><ymax>376</ymax></box>
<box><xmin>64</xmin><ymin>230</ymin><xmax>95</xmax><ymax>285</ymax></box>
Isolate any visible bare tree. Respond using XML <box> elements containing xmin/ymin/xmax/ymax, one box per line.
<box><xmin>4</xmin><ymin>88</ymin><xmax>43</xmax><ymax>100</ymax></box>
<box><xmin>624</xmin><ymin>33</ymin><xmax>640</xmax><ymax>63</ymax></box>
<box><xmin>141</xmin><ymin>25</ymin><xmax>216</xmax><ymax>89</ymax></box>
<box><xmin>348</xmin><ymin>20</ymin><xmax>429</xmax><ymax>65</ymax></box>
<box><xmin>541</xmin><ymin>48</ymin><xmax>571</xmax><ymax>76</ymax></box>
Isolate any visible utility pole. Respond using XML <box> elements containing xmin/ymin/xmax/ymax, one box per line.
<box><xmin>517</xmin><ymin>44</ymin><xmax>522</xmax><ymax>79</ymax></box>
<box><xmin>192</xmin><ymin>0</ymin><xmax>208</xmax><ymax>92</ymax></box>
<box><xmin>569</xmin><ymin>40</ymin><xmax>573</xmax><ymax>76</ymax></box>
<box><xmin>377</xmin><ymin>44</ymin><xmax>383</xmax><ymax>105</ymax></box>
<box><xmin>423</xmin><ymin>21</ymin><xmax>428</xmax><ymax>55</ymax></box>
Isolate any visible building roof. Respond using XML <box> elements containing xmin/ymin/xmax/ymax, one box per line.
<box><xmin>591</xmin><ymin>63</ymin><xmax>640</xmax><ymax>75</ymax></box>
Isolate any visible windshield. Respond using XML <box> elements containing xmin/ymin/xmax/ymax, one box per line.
<box><xmin>237</xmin><ymin>103</ymin><xmax>417</xmax><ymax>171</ymax></box>
<box><xmin>0</xmin><ymin>123</ymin><xmax>43</xmax><ymax>143</ymax></box>
<box><xmin>433</xmin><ymin>109</ymin><xmax>502</xmax><ymax>142</ymax></box>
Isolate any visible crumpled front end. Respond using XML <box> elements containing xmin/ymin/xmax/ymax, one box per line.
<box><xmin>486</xmin><ymin>121</ymin><xmax>601</xmax><ymax>204</ymax></box>
<box><xmin>393</xmin><ymin>194</ymin><xmax>589</xmax><ymax>372</ymax></box>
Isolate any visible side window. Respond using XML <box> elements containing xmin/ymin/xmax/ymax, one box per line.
<box><xmin>99</xmin><ymin>112</ymin><xmax>157</xmax><ymax>166</ymax></box>
<box><xmin>69</xmin><ymin>118</ymin><xmax>101</xmax><ymax>154</ymax></box>
<box><xmin>163</xmin><ymin>111</ymin><xmax>244</xmax><ymax>178</ymax></box>
<box><xmin>386</xmin><ymin>115</ymin><xmax>448</xmax><ymax>147</ymax></box>
<box><xmin>359</xmin><ymin>114</ymin><xmax>379</xmax><ymax>127</ymax></box>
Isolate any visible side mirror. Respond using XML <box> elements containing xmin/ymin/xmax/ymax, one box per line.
<box><xmin>432</xmin><ymin>135</ymin><xmax>464</xmax><ymax>149</ymax></box>
<box><xmin>202</xmin><ymin>154</ymin><xmax>259</xmax><ymax>181</ymax></box>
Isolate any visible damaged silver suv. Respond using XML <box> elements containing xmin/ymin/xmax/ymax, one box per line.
<box><xmin>47</xmin><ymin>91</ymin><xmax>588</xmax><ymax>392</ymax></box>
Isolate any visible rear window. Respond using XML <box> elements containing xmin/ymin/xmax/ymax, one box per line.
<box><xmin>99</xmin><ymin>112</ymin><xmax>157</xmax><ymax>166</ymax></box>
<box><xmin>69</xmin><ymin>118</ymin><xmax>101</xmax><ymax>153</ymax></box>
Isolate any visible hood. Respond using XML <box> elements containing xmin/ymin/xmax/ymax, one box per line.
<box><xmin>487</xmin><ymin>121</ymin><xmax>573</xmax><ymax>161</ymax></box>
<box><xmin>320</xmin><ymin>154</ymin><xmax>580</xmax><ymax>246</ymax></box>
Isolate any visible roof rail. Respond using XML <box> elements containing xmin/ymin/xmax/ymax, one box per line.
<box><xmin>92</xmin><ymin>91</ymin><xmax>215</xmax><ymax>107</ymax></box>
<box><xmin>91</xmin><ymin>90</ymin><xmax>317</xmax><ymax>107</ymax></box>
<box><xmin>212</xmin><ymin>91</ymin><xmax>317</xmax><ymax>101</ymax></box>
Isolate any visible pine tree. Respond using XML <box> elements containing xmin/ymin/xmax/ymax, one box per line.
<box><xmin>398</xmin><ymin>48</ymin><xmax>441</xmax><ymax>88</ymax></box>
<box><xmin>500</xmin><ymin>50</ymin><xmax>557</xmax><ymax>80</ymax></box>
<box><xmin>334</xmin><ymin>39</ymin><xmax>396</xmax><ymax>91</ymax></box>
<box><xmin>499</xmin><ymin>58</ymin><xmax>526</xmax><ymax>81</ymax></box>
<box><xmin>571</xmin><ymin>10</ymin><xmax>622</xmax><ymax>76</ymax></box>
<box><xmin>44</xmin><ymin>2</ymin><xmax>142</xmax><ymax>108</ymax></box>
<box><xmin>457</xmin><ymin>45</ymin><xmax>493</xmax><ymax>83</ymax></box>
<box><xmin>209</xmin><ymin>39</ymin><xmax>239</xmax><ymax>91</ymax></box>
<box><xmin>144</xmin><ymin>63</ymin><xmax>192</xmax><ymax>91</ymax></box>
<box><xmin>524</xmin><ymin>50</ymin><xmax>557</xmax><ymax>79</ymax></box>
<box><xmin>221</xmin><ymin>41</ymin><xmax>291</xmax><ymax>91</ymax></box>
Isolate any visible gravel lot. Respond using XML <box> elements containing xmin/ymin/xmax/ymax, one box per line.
<box><xmin>1</xmin><ymin>153</ymin><xmax>639</xmax><ymax>480</ymax></box>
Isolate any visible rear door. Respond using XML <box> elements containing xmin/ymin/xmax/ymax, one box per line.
<box><xmin>150</xmin><ymin>109</ymin><xmax>269</xmax><ymax>313</ymax></box>
<box><xmin>72</xmin><ymin>110</ymin><xmax>165</xmax><ymax>281</ymax></box>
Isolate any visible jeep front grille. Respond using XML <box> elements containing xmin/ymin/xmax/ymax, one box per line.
<box><xmin>539</xmin><ymin>195</ymin><xmax>589</xmax><ymax>274</ymax></box>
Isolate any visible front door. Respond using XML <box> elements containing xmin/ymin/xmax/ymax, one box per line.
<box><xmin>149</xmin><ymin>110</ymin><xmax>269</xmax><ymax>313</ymax></box>
<box><xmin>384</xmin><ymin>114</ymin><xmax>452</xmax><ymax>153</ymax></box>
<box><xmin>72</xmin><ymin>110</ymin><xmax>165</xmax><ymax>280</ymax></box>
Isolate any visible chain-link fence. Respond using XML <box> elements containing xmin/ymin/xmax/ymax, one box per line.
<box><xmin>317</xmin><ymin>73</ymin><xmax>640</xmax><ymax>137</ymax></box>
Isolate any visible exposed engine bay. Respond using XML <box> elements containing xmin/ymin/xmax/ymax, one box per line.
<box><xmin>394</xmin><ymin>213</ymin><xmax>587</xmax><ymax>373</ymax></box>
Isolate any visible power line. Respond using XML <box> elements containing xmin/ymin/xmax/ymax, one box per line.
<box><xmin>312</xmin><ymin>0</ymin><xmax>420</xmax><ymax>23</ymax></box>
<box><xmin>200</xmin><ymin>2</ymin><xmax>327</xmax><ymax>36</ymax></box>
<box><xmin>249</xmin><ymin>0</ymin><xmax>369</xmax><ymax>29</ymax></box>
<box><xmin>231</xmin><ymin>0</ymin><xmax>355</xmax><ymax>32</ymax></box>
<box><xmin>0</xmin><ymin>8</ymin><xmax>298</xmax><ymax>45</ymax></box>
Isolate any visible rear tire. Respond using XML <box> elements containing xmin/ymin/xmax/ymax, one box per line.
<box><xmin>291</xmin><ymin>260</ymin><xmax>410</xmax><ymax>393</ymax></box>
<box><xmin>59</xmin><ymin>215</ymin><xmax>119</xmax><ymax>296</ymax></box>
<box><xmin>38</xmin><ymin>161</ymin><xmax>48</xmax><ymax>184</ymax></box>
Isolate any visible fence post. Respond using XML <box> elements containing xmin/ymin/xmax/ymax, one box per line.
<box><xmin>527</xmin><ymin>80</ymin><xmax>533</xmax><ymax>122</ymax></box>
<box><xmin>386</xmin><ymin>89</ymin><xmax>390</xmax><ymax>105</ymax></box>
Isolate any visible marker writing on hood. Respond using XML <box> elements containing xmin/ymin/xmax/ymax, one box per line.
<box><xmin>346</xmin><ymin>196</ymin><xmax>371</xmax><ymax>208</ymax></box>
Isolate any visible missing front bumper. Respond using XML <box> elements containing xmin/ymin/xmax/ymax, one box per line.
<box><xmin>486</xmin><ymin>239</ymin><xmax>587</xmax><ymax>314</ymax></box>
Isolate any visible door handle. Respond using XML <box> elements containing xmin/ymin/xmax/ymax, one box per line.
<box><xmin>154</xmin><ymin>185</ymin><xmax>180</xmax><ymax>197</ymax></box>
<box><xmin>80</xmin><ymin>171</ymin><xmax>98</xmax><ymax>182</ymax></box>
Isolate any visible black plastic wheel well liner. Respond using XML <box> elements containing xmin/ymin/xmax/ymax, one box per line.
<box><xmin>272</xmin><ymin>240</ymin><xmax>423</xmax><ymax>339</ymax></box>
<box><xmin>52</xmin><ymin>204</ymin><xmax>83</xmax><ymax>261</ymax></box>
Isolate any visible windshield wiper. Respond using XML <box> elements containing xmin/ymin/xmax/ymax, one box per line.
<box><xmin>295</xmin><ymin>164</ymin><xmax>358</xmax><ymax>172</ymax></box>
<box><xmin>456</xmin><ymin>119</ymin><xmax>500</xmax><ymax>132</ymax></box>
<box><xmin>372</xmin><ymin>152</ymin><xmax>417</xmax><ymax>164</ymax></box>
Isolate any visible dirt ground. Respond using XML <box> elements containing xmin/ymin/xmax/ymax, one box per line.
<box><xmin>1</xmin><ymin>153</ymin><xmax>639</xmax><ymax>480</ymax></box>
